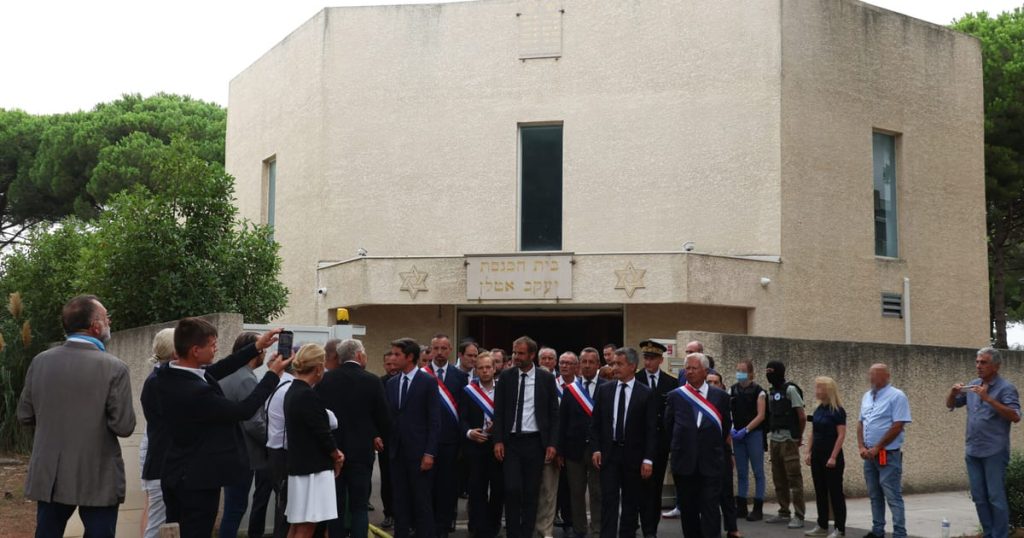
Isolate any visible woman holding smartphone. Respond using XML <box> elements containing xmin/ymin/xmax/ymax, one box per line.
<box><xmin>284</xmin><ymin>343</ymin><xmax>344</xmax><ymax>538</ymax></box>
<box><xmin>804</xmin><ymin>377</ymin><xmax>847</xmax><ymax>538</ymax></box>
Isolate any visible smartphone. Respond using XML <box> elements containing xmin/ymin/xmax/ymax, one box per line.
<box><xmin>960</xmin><ymin>384</ymin><xmax>976</xmax><ymax>394</ymax></box>
<box><xmin>277</xmin><ymin>330</ymin><xmax>294</xmax><ymax>359</ymax></box>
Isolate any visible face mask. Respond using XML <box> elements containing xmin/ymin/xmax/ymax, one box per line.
<box><xmin>736</xmin><ymin>372</ymin><xmax>749</xmax><ymax>383</ymax></box>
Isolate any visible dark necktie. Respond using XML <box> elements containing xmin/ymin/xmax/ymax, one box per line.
<box><xmin>650</xmin><ymin>374</ymin><xmax>657</xmax><ymax>389</ymax></box>
<box><xmin>437</xmin><ymin>366</ymin><xmax>445</xmax><ymax>382</ymax></box>
<box><xmin>515</xmin><ymin>373</ymin><xmax>527</xmax><ymax>433</ymax></box>
<box><xmin>585</xmin><ymin>380</ymin><xmax>592</xmax><ymax>397</ymax></box>
<box><xmin>615</xmin><ymin>382</ymin><xmax>627</xmax><ymax>441</ymax></box>
<box><xmin>400</xmin><ymin>375</ymin><xmax>410</xmax><ymax>409</ymax></box>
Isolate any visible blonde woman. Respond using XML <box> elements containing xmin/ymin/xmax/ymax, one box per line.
<box><xmin>139</xmin><ymin>328</ymin><xmax>175</xmax><ymax>538</ymax></box>
<box><xmin>803</xmin><ymin>377</ymin><xmax>847</xmax><ymax>538</ymax></box>
<box><xmin>284</xmin><ymin>344</ymin><xmax>345</xmax><ymax>538</ymax></box>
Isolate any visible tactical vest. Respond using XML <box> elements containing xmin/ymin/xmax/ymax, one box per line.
<box><xmin>730</xmin><ymin>382</ymin><xmax>765</xmax><ymax>431</ymax></box>
<box><xmin>767</xmin><ymin>382</ymin><xmax>803</xmax><ymax>439</ymax></box>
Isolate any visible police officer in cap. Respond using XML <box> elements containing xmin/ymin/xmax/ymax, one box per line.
<box><xmin>635</xmin><ymin>340</ymin><xmax>678</xmax><ymax>538</ymax></box>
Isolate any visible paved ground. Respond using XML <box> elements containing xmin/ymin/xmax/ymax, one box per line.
<box><xmin>366</xmin><ymin>467</ymin><xmax>986</xmax><ymax>538</ymax></box>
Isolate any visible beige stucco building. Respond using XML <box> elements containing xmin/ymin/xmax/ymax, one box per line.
<box><xmin>225</xmin><ymin>0</ymin><xmax>989</xmax><ymax>360</ymax></box>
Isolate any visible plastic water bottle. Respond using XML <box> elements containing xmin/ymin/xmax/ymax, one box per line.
<box><xmin>940</xmin><ymin>518</ymin><xmax>951</xmax><ymax>538</ymax></box>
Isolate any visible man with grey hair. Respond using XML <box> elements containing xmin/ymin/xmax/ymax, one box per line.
<box><xmin>324</xmin><ymin>338</ymin><xmax>342</xmax><ymax>370</ymax></box>
<box><xmin>665</xmin><ymin>352</ymin><xmax>732</xmax><ymax>538</ymax></box>
<box><xmin>316</xmin><ymin>338</ymin><xmax>390</xmax><ymax>538</ymax></box>
<box><xmin>947</xmin><ymin>347</ymin><xmax>1020</xmax><ymax>538</ymax></box>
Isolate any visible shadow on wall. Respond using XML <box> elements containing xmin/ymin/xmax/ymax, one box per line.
<box><xmin>679</xmin><ymin>331</ymin><xmax>1024</xmax><ymax>497</ymax></box>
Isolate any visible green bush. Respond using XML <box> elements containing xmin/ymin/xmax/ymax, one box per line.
<box><xmin>0</xmin><ymin>292</ymin><xmax>44</xmax><ymax>453</ymax></box>
<box><xmin>1009</xmin><ymin>450</ymin><xmax>1024</xmax><ymax>531</ymax></box>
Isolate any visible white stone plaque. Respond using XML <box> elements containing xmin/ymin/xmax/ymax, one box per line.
<box><xmin>466</xmin><ymin>254</ymin><xmax>572</xmax><ymax>300</ymax></box>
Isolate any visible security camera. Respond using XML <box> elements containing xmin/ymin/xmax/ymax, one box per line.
<box><xmin>682</xmin><ymin>242</ymin><xmax>696</xmax><ymax>252</ymax></box>
<box><xmin>316</xmin><ymin>287</ymin><xmax>327</xmax><ymax>296</ymax></box>
<box><xmin>356</xmin><ymin>248</ymin><xmax>368</xmax><ymax>257</ymax></box>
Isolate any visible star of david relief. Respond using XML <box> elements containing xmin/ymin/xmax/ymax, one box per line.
<box><xmin>399</xmin><ymin>266</ymin><xmax>429</xmax><ymax>299</ymax></box>
<box><xmin>614</xmin><ymin>262</ymin><xmax>647</xmax><ymax>298</ymax></box>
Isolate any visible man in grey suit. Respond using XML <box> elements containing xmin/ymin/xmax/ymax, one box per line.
<box><xmin>220</xmin><ymin>332</ymin><xmax>271</xmax><ymax>538</ymax></box>
<box><xmin>17</xmin><ymin>295</ymin><xmax>136</xmax><ymax>538</ymax></box>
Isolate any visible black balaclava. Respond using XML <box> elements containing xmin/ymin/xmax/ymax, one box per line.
<box><xmin>766</xmin><ymin>360</ymin><xmax>786</xmax><ymax>388</ymax></box>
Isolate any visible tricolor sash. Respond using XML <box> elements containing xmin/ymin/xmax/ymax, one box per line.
<box><xmin>421</xmin><ymin>367</ymin><xmax>459</xmax><ymax>422</ymax></box>
<box><xmin>463</xmin><ymin>382</ymin><xmax>494</xmax><ymax>419</ymax></box>
<box><xmin>565</xmin><ymin>380</ymin><xmax>594</xmax><ymax>416</ymax></box>
<box><xmin>675</xmin><ymin>384</ymin><xmax>723</xmax><ymax>432</ymax></box>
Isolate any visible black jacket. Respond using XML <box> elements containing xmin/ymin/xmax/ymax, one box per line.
<box><xmin>316</xmin><ymin>362</ymin><xmax>390</xmax><ymax>464</ymax></box>
<box><xmin>558</xmin><ymin>376</ymin><xmax>606</xmax><ymax>461</ymax></box>
<box><xmin>635</xmin><ymin>369</ymin><xmax>678</xmax><ymax>450</ymax></box>
<box><xmin>665</xmin><ymin>383</ymin><xmax>732</xmax><ymax>477</ymax></box>
<box><xmin>492</xmin><ymin>366</ymin><xmax>560</xmax><ymax>449</ymax></box>
<box><xmin>140</xmin><ymin>367</ymin><xmax>167</xmax><ymax>480</ymax></box>
<box><xmin>427</xmin><ymin>363</ymin><xmax>469</xmax><ymax>445</ymax></box>
<box><xmin>284</xmin><ymin>379</ymin><xmax>337</xmax><ymax>475</ymax></box>
<box><xmin>154</xmin><ymin>343</ymin><xmax>276</xmax><ymax>489</ymax></box>
<box><xmin>459</xmin><ymin>380</ymin><xmax>496</xmax><ymax>440</ymax></box>
<box><xmin>589</xmin><ymin>380</ymin><xmax>658</xmax><ymax>467</ymax></box>
<box><xmin>385</xmin><ymin>369</ymin><xmax>441</xmax><ymax>461</ymax></box>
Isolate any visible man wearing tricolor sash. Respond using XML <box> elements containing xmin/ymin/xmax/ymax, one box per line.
<box><xmin>665</xmin><ymin>353</ymin><xmax>733</xmax><ymax>538</ymax></box>
<box><xmin>426</xmin><ymin>334</ymin><xmax>468</xmax><ymax>538</ymax></box>
<box><xmin>460</xmin><ymin>353</ymin><xmax>503</xmax><ymax>538</ymax></box>
<box><xmin>559</xmin><ymin>348</ymin><xmax>605</xmax><ymax>538</ymax></box>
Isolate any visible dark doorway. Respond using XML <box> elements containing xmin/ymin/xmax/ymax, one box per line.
<box><xmin>460</xmin><ymin>310</ymin><xmax>623</xmax><ymax>357</ymax></box>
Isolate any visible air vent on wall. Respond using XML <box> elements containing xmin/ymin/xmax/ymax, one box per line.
<box><xmin>882</xmin><ymin>292</ymin><xmax>903</xmax><ymax>318</ymax></box>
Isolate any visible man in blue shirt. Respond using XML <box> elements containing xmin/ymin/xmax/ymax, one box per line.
<box><xmin>946</xmin><ymin>347</ymin><xmax>1021</xmax><ymax>538</ymax></box>
<box><xmin>857</xmin><ymin>363</ymin><xmax>912</xmax><ymax>538</ymax></box>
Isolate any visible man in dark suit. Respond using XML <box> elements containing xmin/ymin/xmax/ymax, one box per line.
<box><xmin>665</xmin><ymin>352</ymin><xmax>733</xmax><ymax>538</ymax></box>
<box><xmin>590</xmin><ymin>348</ymin><xmax>657</xmax><ymax>538</ymax></box>
<box><xmin>316</xmin><ymin>339</ymin><xmax>391</xmax><ymax>538</ymax></box>
<box><xmin>560</xmin><ymin>347</ymin><xmax>606</xmax><ymax>538</ymax></box>
<box><xmin>493</xmin><ymin>336</ymin><xmax>560</xmax><ymax>538</ymax></box>
<box><xmin>378</xmin><ymin>352</ymin><xmax>400</xmax><ymax>529</ymax></box>
<box><xmin>155</xmin><ymin>318</ymin><xmax>288</xmax><ymax>538</ymax></box>
<box><xmin>385</xmin><ymin>338</ymin><xmax>441</xmax><ymax>538</ymax></box>
<box><xmin>426</xmin><ymin>333</ymin><xmax>468</xmax><ymax>537</ymax></box>
<box><xmin>460</xmin><ymin>353</ymin><xmax>503</xmax><ymax>538</ymax></box>
<box><xmin>634</xmin><ymin>340</ymin><xmax>678</xmax><ymax>538</ymax></box>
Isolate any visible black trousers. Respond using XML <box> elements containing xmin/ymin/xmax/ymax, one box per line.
<box><xmin>268</xmin><ymin>448</ymin><xmax>291</xmax><ymax>538</ymax></box>
<box><xmin>329</xmin><ymin>460</ymin><xmax>373</xmax><ymax>538</ymax></box>
<box><xmin>675</xmin><ymin>471</ymin><xmax>722</xmax><ymax>538</ymax></box>
<box><xmin>248</xmin><ymin>467</ymin><xmax>275</xmax><ymax>538</ymax></box>
<box><xmin>719</xmin><ymin>453</ymin><xmax>738</xmax><ymax>533</ymax></box>
<box><xmin>557</xmin><ymin>463</ymin><xmax>573</xmax><ymax>527</ymax></box>
<box><xmin>162</xmin><ymin>483</ymin><xmax>221</xmax><ymax>538</ymax></box>
<box><xmin>433</xmin><ymin>442</ymin><xmax>460</xmax><ymax>537</ymax></box>
<box><xmin>378</xmin><ymin>447</ymin><xmax>394</xmax><ymax>518</ymax></box>
<box><xmin>640</xmin><ymin>447</ymin><xmax>670</xmax><ymax>536</ymax></box>
<box><xmin>599</xmin><ymin>446</ymin><xmax>643</xmax><ymax>538</ymax></box>
<box><xmin>467</xmin><ymin>441</ymin><xmax>505</xmax><ymax>538</ymax></box>
<box><xmin>502</xmin><ymin>434</ymin><xmax>544</xmax><ymax>538</ymax></box>
<box><xmin>35</xmin><ymin>501</ymin><xmax>117</xmax><ymax>538</ymax></box>
<box><xmin>810</xmin><ymin>450</ymin><xmax>846</xmax><ymax>532</ymax></box>
<box><xmin>391</xmin><ymin>453</ymin><xmax>435</xmax><ymax>538</ymax></box>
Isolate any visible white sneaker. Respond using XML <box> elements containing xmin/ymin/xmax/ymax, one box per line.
<box><xmin>787</xmin><ymin>517</ymin><xmax>805</xmax><ymax>529</ymax></box>
<box><xmin>804</xmin><ymin>526</ymin><xmax>828</xmax><ymax>536</ymax></box>
<box><xmin>826</xmin><ymin>530</ymin><xmax>844</xmax><ymax>538</ymax></box>
<box><xmin>661</xmin><ymin>507</ymin><xmax>680</xmax><ymax>518</ymax></box>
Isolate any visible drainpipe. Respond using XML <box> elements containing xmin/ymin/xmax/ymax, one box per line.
<box><xmin>903</xmin><ymin>277</ymin><xmax>911</xmax><ymax>345</ymax></box>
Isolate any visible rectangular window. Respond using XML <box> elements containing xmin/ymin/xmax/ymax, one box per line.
<box><xmin>873</xmin><ymin>133</ymin><xmax>898</xmax><ymax>257</ymax></box>
<box><xmin>520</xmin><ymin>125</ymin><xmax>563</xmax><ymax>251</ymax></box>
<box><xmin>263</xmin><ymin>158</ymin><xmax>277</xmax><ymax>230</ymax></box>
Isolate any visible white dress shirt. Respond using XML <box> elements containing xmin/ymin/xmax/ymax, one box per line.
<box><xmin>399</xmin><ymin>367</ymin><xmax>419</xmax><ymax>408</ymax></box>
<box><xmin>612</xmin><ymin>378</ymin><xmax>637</xmax><ymax>433</ymax></box>
<box><xmin>689</xmin><ymin>382</ymin><xmax>709</xmax><ymax>428</ymax></box>
<box><xmin>169</xmin><ymin>361</ymin><xmax>208</xmax><ymax>381</ymax></box>
<box><xmin>266</xmin><ymin>372</ymin><xmax>295</xmax><ymax>449</ymax></box>
<box><xmin>645</xmin><ymin>369</ymin><xmax>662</xmax><ymax>390</ymax></box>
<box><xmin>513</xmin><ymin>366</ymin><xmax>538</xmax><ymax>433</ymax></box>
<box><xmin>581</xmin><ymin>376</ymin><xmax>598</xmax><ymax>398</ymax></box>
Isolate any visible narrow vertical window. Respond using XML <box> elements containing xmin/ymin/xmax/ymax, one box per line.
<box><xmin>873</xmin><ymin>133</ymin><xmax>898</xmax><ymax>257</ymax></box>
<box><xmin>264</xmin><ymin>158</ymin><xmax>277</xmax><ymax>231</ymax></box>
<box><xmin>520</xmin><ymin>125</ymin><xmax>562</xmax><ymax>251</ymax></box>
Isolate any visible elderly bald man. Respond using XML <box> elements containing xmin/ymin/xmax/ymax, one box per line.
<box><xmin>857</xmin><ymin>364</ymin><xmax>912</xmax><ymax>538</ymax></box>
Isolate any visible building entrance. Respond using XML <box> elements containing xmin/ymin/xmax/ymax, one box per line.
<box><xmin>458</xmin><ymin>308</ymin><xmax>624</xmax><ymax>356</ymax></box>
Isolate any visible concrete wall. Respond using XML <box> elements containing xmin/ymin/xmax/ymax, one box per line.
<box><xmin>678</xmin><ymin>330</ymin><xmax>1024</xmax><ymax>497</ymax></box>
<box><xmin>62</xmin><ymin>314</ymin><xmax>244</xmax><ymax>538</ymax></box>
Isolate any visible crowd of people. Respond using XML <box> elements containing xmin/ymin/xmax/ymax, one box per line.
<box><xmin>14</xmin><ymin>295</ymin><xmax>1023</xmax><ymax>538</ymax></box>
